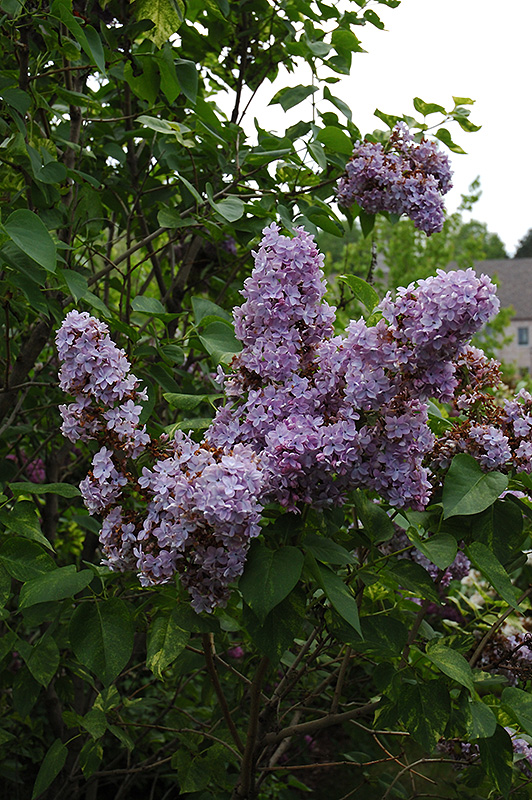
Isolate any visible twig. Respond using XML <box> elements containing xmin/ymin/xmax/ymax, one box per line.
<box><xmin>234</xmin><ymin>656</ymin><xmax>269</xmax><ymax>798</ymax></box>
<box><xmin>469</xmin><ymin>586</ymin><xmax>532</xmax><ymax>667</ymax></box>
<box><xmin>331</xmin><ymin>646</ymin><xmax>351</xmax><ymax>714</ymax></box>
<box><xmin>262</xmin><ymin>701</ymin><xmax>380</xmax><ymax>747</ymax></box>
<box><xmin>202</xmin><ymin>633</ymin><xmax>244</xmax><ymax>753</ymax></box>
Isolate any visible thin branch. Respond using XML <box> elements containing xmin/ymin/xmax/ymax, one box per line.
<box><xmin>469</xmin><ymin>586</ymin><xmax>532</xmax><ymax>667</ymax></box>
<box><xmin>262</xmin><ymin>701</ymin><xmax>380</xmax><ymax>747</ymax></box>
<box><xmin>202</xmin><ymin>633</ymin><xmax>244</xmax><ymax>753</ymax></box>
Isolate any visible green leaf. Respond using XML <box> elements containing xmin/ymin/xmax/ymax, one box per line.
<box><xmin>192</xmin><ymin>297</ymin><xmax>231</xmax><ymax>324</ymax></box>
<box><xmin>270</xmin><ymin>85</ymin><xmax>317</xmax><ymax>112</ymax></box>
<box><xmin>358</xmin><ymin>614</ymin><xmax>407</xmax><ymax>658</ymax></box>
<box><xmin>131</xmin><ymin>296</ymin><xmax>166</xmax><ymax>315</ymax></box>
<box><xmin>0</xmin><ymin>538</ymin><xmax>55</xmax><ymax>581</ymax></box>
<box><xmin>386</xmin><ymin>559</ymin><xmax>440</xmax><ymax>603</ymax></box>
<box><xmin>355</xmin><ymin>492</ymin><xmax>394</xmax><ymax>543</ymax></box>
<box><xmin>163</xmin><ymin>392</ymin><xmax>221</xmax><ymax>411</ymax></box>
<box><xmin>199</xmin><ymin>320</ymin><xmax>242</xmax><ymax>365</ymax></box>
<box><xmin>323</xmin><ymin>86</ymin><xmax>352</xmax><ymax>120</ymax></box>
<box><xmin>82</xmin><ymin>707</ymin><xmax>107</xmax><ymax>739</ymax></box>
<box><xmin>239</xmin><ymin>541</ymin><xmax>304</xmax><ymax>623</ymax></box>
<box><xmin>469</xmin><ymin>700</ymin><xmax>497</xmax><ymax>739</ymax></box>
<box><xmin>135</xmin><ymin>0</ymin><xmax>185</xmax><ymax>48</ymax></box>
<box><xmin>10</xmin><ymin>482</ymin><xmax>81</xmax><ymax>498</ymax></box>
<box><xmin>425</xmin><ymin>641</ymin><xmax>474</xmax><ymax>692</ymax></box>
<box><xmin>359</xmin><ymin>210</ymin><xmax>375</xmax><ymax>237</ymax></box>
<box><xmin>406</xmin><ymin>530</ymin><xmax>457</xmax><ymax>571</ymax></box>
<box><xmin>308</xmin><ymin>140</ymin><xmax>327</xmax><ymax>170</ymax></box>
<box><xmin>398</xmin><ymin>680</ymin><xmax>450</xmax><ymax>751</ymax></box>
<box><xmin>70</xmin><ymin>598</ymin><xmax>134</xmax><ymax>685</ymax></box>
<box><xmin>0</xmin><ymin>500</ymin><xmax>53</xmax><ymax>549</ymax></box>
<box><xmin>243</xmin><ymin>589</ymin><xmax>304</xmax><ymax>663</ymax></box>
<box><xmin>338</xmin><ymin>274</ymin><xmax>380</xmax><ymax>312</ymax></box>
<box><xmin>435</xmin><ymin>127</ymin><xmax>466</xmax><ymax>154</ymax></box>
<box><xmin>502</xmin><ymin>687</ymin><xmax>532</xmax><ymax>735</ymax></box>
<box><xmin>304</xmin><ymin>532</ymin><xmax>355</xmax><ymax>565</ymax></box>
<box><xmin>453</xmin><ymin>96</ymin><xmax>475</xmax><ymax>106</ymax></box>
<box><xmin>3</xmin><ymin>210</ymin><xmax>56</xmax><ymax>272</ymax></box>
<box><xmin>465</xmin><ymin>542</ymin><xmax>520</xmax><ymax>608</ymax></box>
<box><xmin>413</xmin><ymin>97</ymin><xmax>446</xmax><ymax>116</ymax></box>
<box><xmin>318</xmin><ymin>563</ymin><xmax>361</xmax><ymax>636</ymax></box>
<box><xmin>478</xmin><ymin>725</ymin><xmax>513</xmax><ymax>798</ymax></box>
<box><xmin>84</xmin><ymin>25</ymin><xmax>106</xmax><ymax>73</ymax></box>
<box><xmin>146</xmin><ymin>607</ymin><xmax>190</xmax><ymax>678</ymax></box>
<box><xmin>19</xmin><ymin>566</ymin><xmax>93</xmax><ymax>608</ymax></box>
<box><xmin>171</xmin><ymin>417</ymin><xmax>213</xmax><ymax>432</ymax></box>
<box><xmin>442</xmin><ymin>454</ymin><xmax>507</xmax><ymax>518</ymax></box>
<box><xmin>32</xmin><ymin>739</ymin><xmax>68</xmax><ymax>800</ymax></box>
<box><xmin>79</xmin><ymin>738</ymin><xmax>103</xmax><ymax>778</ymax></box>
<box><xmin>316</xmin><ymin>126</ymin><xmax>353</xmax><ymax>155</ymax></box>
<box><xmin>61</xmin><ymin>269</ymin><xmax>89</xmax><ymax>301</ymax></box>
<box><xmin>210</xmin><ymin>196</ymin><xmax>244</xmax><ymax>222</ymax></box>
<box><xmin>26</xmin><ymin>636</ymin><xmax>60</xmax><ymax>687</ymax></box>
<box><xmin>175</xmin><ymin>59</ymin><xmax>198</xmax><ymax>104</ymax></box>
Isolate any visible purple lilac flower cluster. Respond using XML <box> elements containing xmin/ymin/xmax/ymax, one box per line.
<box><xmin>56</xmin><ymin>314</ymin><xmax>263</xmax><ymax>613</ymax></box>
<box><xmin>210</xmin><ymin>223</ymin><xmax>499</xmax><ymax>511</ymax></box>
<box><xmin>433</xmin><ymin>352</ymin><xmax>532</xmax><ymax>474</ymax></box>
<box><xmin>57</xmin><ymin>310</ymin><xmax>150</xmax><ymax>457</ymax></box>
<box><xmin>336</xmin><ymin>122</ymin><xmax>453</xmax><ymax>235</ymax></box>
<box><xmin>6</xmin><ymin>451</ymin><xmax>45</xmax><ymax>483</ymax></box>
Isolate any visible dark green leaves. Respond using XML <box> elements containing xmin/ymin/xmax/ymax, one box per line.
<box><xmin>70</xmin><ymin>598</ymin><xmax>134</xmax><ymax>685</ymax></box>
<box><xmin>478</xmin><ymin>725</ymin><xmax>513</xmax><ymax>798</ymax></box>
<box><xmin>317</xmin><ymin>564</ymin><xmax>361</xmax><ymax>636</ymax></box>
<box><xmin>465</xmin><ymin>542</ymin><xmax>520</xmax><ymax>608</ymax></box>
<box><xmin>10</xmin><ymin>482</ymin><xmax>80</xmax><ymax>498</ymax></box>
<box><xmin>239</xmin><ymin>541</ymin><xmax>304</xmax><ymax>622</ymax></box>
<box><xmin>398</xmin><ymin>680</ymin><xmax>450</xmax><ymax>751</ymax></box>
<box><xmin>270</xmin><ymin>85</ymin><xmax>317</xmax><ymax>112</ymax></box>
<box><xmin>3</xmin><ymin>210</ymin><xmax>56</xmax><ymax>272</ymax></box>
<box><xmin>32</xmin><ymin>739</ymin><xmax>68</xmax><ymax>800</ymax></box>
<box><xmin>146</xmin><ymin>608</ymin><xmax>190</xmax><ymax>678</ymax></box>
<box><xmin>502</xmin><ymin>687</ymin><xmax>532</xmax><ymax>735</ymax></box>
<box><xmin>442</xmin><ymin>454</ymin><xmax>507</xmax><ymax>518</ymax></box>
<box><xmin>425</xmin><ymin>641</ymin><xmax>474</xmax><ymax>692</ymax></box>
<box><xmin>19</xmin><ymin>566</ymin><xmax>93</xmax><ymax>609</ymax></box>
<box><xmin>199</xmin><ymin>321</ymin><xmax>242</xmax><ymax>365</ymax></box>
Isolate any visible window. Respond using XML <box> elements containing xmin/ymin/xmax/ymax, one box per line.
<box><xmin>518</xmin><ymin>327</ymin><xmax>529</xmax><ymax>345</ymax></box>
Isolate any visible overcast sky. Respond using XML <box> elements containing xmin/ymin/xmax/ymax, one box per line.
<box><xmin>233</xmin><ymin>0</ymin><xmax>532</xmax><ymax>255</ymax></box>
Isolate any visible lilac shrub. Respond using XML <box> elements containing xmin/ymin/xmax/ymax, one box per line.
<box><xmin>336</xmin><ymin>122</ymin><xmax>453</xmax><ymax>234</ymax></box>
<box><xmin>58</xmin><ymin>224</ymin><xmax>529</xmax><ymax>612</ymax></box>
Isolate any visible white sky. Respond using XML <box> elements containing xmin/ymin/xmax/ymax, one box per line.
<box><xmin>228</xmin><ymin>0</ymin><xmax>532</xmax><ymax>255</ymax></box>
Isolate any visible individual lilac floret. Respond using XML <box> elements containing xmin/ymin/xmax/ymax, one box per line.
<box><xmin>56</xmin><ymin>310</ymin><xmax>150</xmax><ymax>457</ymax></box>
<box><xmin>336</xmin><ymin>122</ymin><xmax>453</xmax><ymax>235</ymax></box>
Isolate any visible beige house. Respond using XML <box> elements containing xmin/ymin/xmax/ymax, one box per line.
<box><xmin>472</xmin><ymin>259</ymin><xmax>532</xmax><ymax>373</ymax></box>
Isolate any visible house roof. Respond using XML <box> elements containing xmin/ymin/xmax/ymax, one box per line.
<box><xmin>472</xmin><ymin>259</ymin><xmax>532</xmax><ymax>320</ymax></box>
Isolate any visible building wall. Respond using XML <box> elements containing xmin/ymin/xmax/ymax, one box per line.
<box><xmin>497</xmin><ymin>319</ymin><xmax>532</xmax><ymax>372</ymax></box>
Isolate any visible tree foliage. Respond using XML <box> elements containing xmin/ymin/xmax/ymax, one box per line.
<box><xmin>1</xmin><ymin>3</ymin><xmax>531</xmax><ymax>800</ymax></box>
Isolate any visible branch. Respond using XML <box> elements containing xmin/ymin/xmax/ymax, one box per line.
<box><xmin>233</xmin><ymin>655</ymin><xmax>269</xmax><ymax>799</ymax></box>
<box><xmin>202</xmin><ymin>633</ymin><xmax>244</xmax><ymax>753</ymax></box>
<box><xmin>262</xmin><ymin>701</ymin><xmax>380</xmax><ymax>747</ymax></box>
<box><xmin>469</xmin><ymin>587</ymin><xmax>532</xmax><ymax>667</ymax></box>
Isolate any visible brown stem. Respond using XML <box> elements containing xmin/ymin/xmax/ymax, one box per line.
<box><xmin>262</xmin><ymin>701</ymin><xmax>381</xmax><ymax>747</ymax></box>
<box><xmin>469</xmin><ymin>586</ymin><xmax>532</xmax><ymax>667</ymax></box>
<box><xmin>331</xmin><ymin>645</ymin><xmax>351</xmax><ymax>714</ymax></box>
<box><xmin>234</xmin><ymin>655</ymin><xmax>269</xmax><ymax>799</ymax></box>
<box><xmin>202</xmin><ymin>633</ymin><xmax>244</xmax><ymax>753</ymax></box>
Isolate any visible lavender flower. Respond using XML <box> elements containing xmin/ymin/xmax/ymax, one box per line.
<box><xmin>336</xmin><ymin>123</ymin><xmax>453</xmax><ymax>235</ymax></box>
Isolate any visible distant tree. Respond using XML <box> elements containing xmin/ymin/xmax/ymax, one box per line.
<box><xmin>514</xmin><ymin>228</ymin><xmax>532</xmax><ymax>258</ymax></box>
